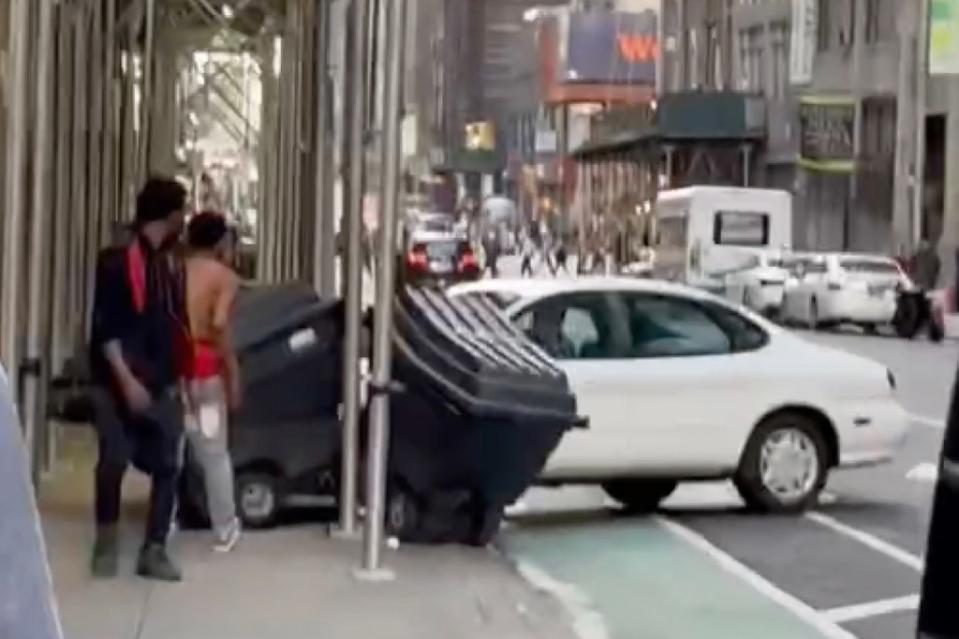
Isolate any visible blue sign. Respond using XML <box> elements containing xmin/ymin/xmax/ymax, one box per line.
<box><xmin>563</xmin><ymin>11</ymin><xmax>658</xmax><ymax>85</ymax></box>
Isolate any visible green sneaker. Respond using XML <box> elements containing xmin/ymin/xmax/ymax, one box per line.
<box><xmin>91</xmin><ymin>526</ymin><xmax>119</xmax><ymax>579</ymax></box>
<box><xmin>136</xmin><ymin>543</ymin><xmax>183</xmax><ymax>582</ymax></box>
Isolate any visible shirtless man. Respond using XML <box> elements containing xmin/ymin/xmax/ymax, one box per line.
<box><xmin>182</xmin><ymin>212</ymin><xmax>242</xmax><ymax>552</ymax></box>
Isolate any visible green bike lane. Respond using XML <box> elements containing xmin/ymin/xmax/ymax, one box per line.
<box><xmin>500</xmin><ymin>515</ymin><xmax>833</xmax><ymax>639</ymax></box>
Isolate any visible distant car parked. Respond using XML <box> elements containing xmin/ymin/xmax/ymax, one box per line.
<box><xmin>780</xmin><ymin>253</ymin><xmax>912</xmax><ymax>333</ymax></box>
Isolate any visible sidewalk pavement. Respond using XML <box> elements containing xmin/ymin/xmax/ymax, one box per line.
<box><xmin>40</xmin><ymin>427</ymin><xmax>578</xmax><ymax>639</ymax></box>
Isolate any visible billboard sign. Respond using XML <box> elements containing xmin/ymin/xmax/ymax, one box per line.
<box><xmin>798</xmin><ymin>96</ymin><xmax>856</xmax><ymax>173</ymax></box>
<box><xmin>789</xmin><ymin>0</ymin><xmax>817</xmax><ymax>85</ymax></box>
<box><xmin>562</xmin><ymin>11</ymin><xmax>658</xmax><ymax>85</ymax></box>
<box><xmin>930</xmin><ymin>0</ymin><xmax>959</xmax><ymax>75</ymax></box>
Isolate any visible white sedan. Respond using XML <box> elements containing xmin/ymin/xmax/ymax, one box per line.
<box><xmin>449</xmin><ymin>277</ymin><xmax>908</xmax><ymax>513</ymax></box>
<box><xmin>720</xmin><ymin>249</ymin><xmax>791</xmax><ymax>316</ymax></box>
<box><xmin>781</xmin><ymin>253</ymin><xmax>912</xmax><ymax>332</ymax></box>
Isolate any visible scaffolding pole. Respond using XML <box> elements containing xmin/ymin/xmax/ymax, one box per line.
<box><xmin>312</xmin><ymin>0</ymin><xmax>335</xmax><ymax>296</ymax></box>
<box><xmin>1</xmin><ymin>0</ymin><xmax>32</xmax><ymax>399</ymax></box>
<box><xmin>337</xmin><ymin>0</ymin><xmax>370</xmax><ymax>538</ymax></box>
<box><xmin>22</xmin><ymin>0</ymin><xmax>56</xmax><ymax>480</ymax></box>
<box><xmin>358</xmin><ymin>0</ymin><xmax>407</xmax><ymax>579</ymax></box>
<box><xmin>138</xmin><ymin>0</ymin><xmax>156</xmax><ymax>184</ymax></box>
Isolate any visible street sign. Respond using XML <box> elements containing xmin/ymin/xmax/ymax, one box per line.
<box><xmin>930</xmin><ymin>0</ymin><xmax>959</xmax><ymax>75</ymax></box>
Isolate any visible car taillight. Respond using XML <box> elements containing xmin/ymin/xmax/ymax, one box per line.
<box><xmin>459</xmin><ymin>250</ymin><xmax>478</xmax><ymax>271</ymax></box>
<box><xmin>407</xmin><ymin>250</ymin><xmax>428</xmax><ymax>270</ymax></box>
<box><xmin>887</xmin><ymin>369</ymin><xmax>896</xmax><ymax>390</ymax></box>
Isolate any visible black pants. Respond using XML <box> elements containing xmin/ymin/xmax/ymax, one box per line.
<box><xmin>520</xmin><ymin>256</ymin><xmax>533</xmax><ymax>277</ymax></box>
<box><xmin>93</xmin><ymin>387</ymin><xmax>182</xmax><ymax>545</ymax></box>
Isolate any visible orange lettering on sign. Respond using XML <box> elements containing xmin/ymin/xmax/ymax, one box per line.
<box><xmin>617</xmin><ymin>35</ymin><xmax>658</xmax><ymax>63</ymax></box>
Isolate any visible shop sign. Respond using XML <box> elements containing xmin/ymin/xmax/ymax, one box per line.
<box><xmin>930</xmin><ymin>0</ymin><xmax>959</xmax><ymax>75</ymax></box>
<box><xmin>798</xmin><ymin>96</ymin><xmax>856</xmax><ymax>173</ymax></box>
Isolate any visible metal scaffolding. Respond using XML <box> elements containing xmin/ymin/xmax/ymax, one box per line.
<box><xmin>0</xmin><ymin>0</ymin><xmax>407</xmax><ymax>576</ymax></box>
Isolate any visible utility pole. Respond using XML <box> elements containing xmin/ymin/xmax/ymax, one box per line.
<box><xmin>358</xmin><ymin>0</ymin><xmax>408</xmax><ymax>581</ymax></box>
<box><xmin>893</xmin><ymin>0</ymin><xmax>919</xmax><ymax>254</ymax></box>
<box><xmin>913</xmin><ymin>0</ymin><xmax>931</xmax><ymax>247</ymax></box>
<box><xmin>337</xmin><ymin>0</ymin><xmax>371</xmax><ymax>539</ymax></box>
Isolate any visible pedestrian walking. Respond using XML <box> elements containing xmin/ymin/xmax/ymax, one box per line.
<box><xmin>89</xmin><ymin>177</ymin><xmax>189</xmax><ymax>581</ymax></box>
<box><xmin>554</xmin><ymin>242</ymin><xmax>569</xmax><ymax>275</ymax></box>
<box><xmin>483</xmin><ymin>229</ymin><xmax>501</xmax><ymax>278</ymax></box>
<box><xmin>520</xmin><ymin>234</ymin><xmax>536</xmax><ymax>277</ymax></box>
<box><xmin>182</xmin><ymin>212</ymin><xmax>243</xmax><ymax>553</ymax></box>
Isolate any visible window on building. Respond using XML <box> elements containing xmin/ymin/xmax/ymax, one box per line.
<box><xmin>816</xmin><ymin>0</ymin><xmax>831</xmax><ymax>51</ymax></box>
<box><xmin>706</xmin><ymin>22</ymin><xmax>723</xmax><ymax>90</ymax></box>
<box><xmin>688</xmin><ymin>27</ymin><xmax>700</xmax><ymax>89</ymax></box>
<box><xmin>839</xmin><ymin>0</ymin><xmax>856</xmax><ymax>47</ymax></box>
<box><xmin>770</xmin><ymin>21</ymin><xmax>789</xmax><ymax>100</ymax></box>
<box><xmin>738</xmin><ymin>26</ymin><xmax>765</xmax><ymax>94</ymax></box>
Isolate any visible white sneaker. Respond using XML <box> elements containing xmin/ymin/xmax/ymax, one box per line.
<box><xmin>213</xmin><ymin>519</ymin><xmax>241</xmax><ymax>553</ymax></box>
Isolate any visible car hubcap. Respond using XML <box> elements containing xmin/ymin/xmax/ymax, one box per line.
<box><xmin>241</xmin><ymin>484</ymin><xmax>274</xmax><ymax>519</ymax></box>
<box><xmin>759</xmin><ymin>428</ymin><xmax>819</xmax><ymax>503</ymax></box>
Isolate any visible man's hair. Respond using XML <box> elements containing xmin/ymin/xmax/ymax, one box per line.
<box><xmin>135</xmin><ymin>177</ymin><xmax>187</xmax><ymax>227</ymax></box>
<box><xmin>187</xmin><ymin>211</ymin><xmax>228</xmax><ymax>249</ymax></box>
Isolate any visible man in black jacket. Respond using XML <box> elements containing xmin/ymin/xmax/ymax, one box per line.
<box><xmin>89</xmin><ymin>177</ymin><xmax>188</xmax><ymax>581</ymax></box>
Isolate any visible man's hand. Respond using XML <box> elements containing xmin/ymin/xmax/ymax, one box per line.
<box><xmin>227</xmin><ymin>375</ymin><xmax>242</xmax><ymax>412</ymax></box>
<box><xmin>121</xmin><ymin>376</ymin><xmax>152</xmax><ymax>414</ymax></box>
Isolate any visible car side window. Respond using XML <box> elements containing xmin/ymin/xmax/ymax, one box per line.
<box><xmin>704</xmin><ymin>303</ymin><xmax>769</xmax><ymax>352</ymax></box>
<box><xmin>516</xmin><ymin>293</ymin><xmax>627</xmax><ymax>360</ymax></box>
<box><xmin>623</xmin><ymin>293</ymin><xmax>732</xmax><ymax>358</ymax></box>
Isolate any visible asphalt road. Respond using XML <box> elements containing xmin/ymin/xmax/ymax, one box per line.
<box><xmin>499</xmin><ymin>328</ymin><xmax>958</xmax><ymax>638</ymax></box>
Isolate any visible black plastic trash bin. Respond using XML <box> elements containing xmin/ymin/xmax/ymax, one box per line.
<box><xmin>179</xmin><ymin>283</ymin><xmax>345</xmax><ymax>529</ymax></box>
<box><xmin>382</xmin><ymin>286</ymin><xmax>579</xmax><ymax>546</ymax></box>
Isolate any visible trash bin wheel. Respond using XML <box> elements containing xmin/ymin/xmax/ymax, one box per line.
<box><xmin>469</xmin><ymin>503</ymin><xmax>502</xmax><ymax>547</ymax></box>
<box><xmin>236</xmin><ymin>471</ymin><xmax>281</xmax><ymax>529</ymax></box>
<box><xmin>603</xmin><ymin>479</ymin><xmax>678</xmax><ymax>513</ymax></box>
<box><xmin>385</xmin><ymin>482</ymin><xmax>422</xmax><ymax>540</ymax></box>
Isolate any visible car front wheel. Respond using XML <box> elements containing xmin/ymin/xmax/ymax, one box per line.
<box><xmin>603</xmin><ymin>479</ymin><xmax>678</xmax><ymax>513</ymax></box>
<box><xmin>735</xmin><ymin>413</ymin><xmax>829</xmax><ymax>513</ymax></box>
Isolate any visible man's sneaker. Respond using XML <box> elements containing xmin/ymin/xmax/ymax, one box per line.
<box><xmin>136</xmin><ymin>543</ymin><xmax>183</xmax><ymax>582</ymax></box>
<box><xmin>91</xmin><ymin>526</ymin><xmax>119</xmax><ymax>579</ymax></box>
<box><xmin>214</xmin><ymin>518</ymin><xmax>241</xmax><ymax>553</ymax></box>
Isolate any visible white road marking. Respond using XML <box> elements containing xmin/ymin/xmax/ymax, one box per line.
<box><xmin>805</xmin><ymin>512</ymin><xmax>924</xmax><ymax>572</ymax></box>
<box><xmin>909</xmin><ymin>414</ymin><xmax>945</xmax><ymax>429</ymax></box>
<box><xmin>906</xmin><ymin>462</ymin><xmax>939</xmax><ymax>483</ymax></box>
<box><xmin>515</xmin><ymin>561</ymin><xmax>611</xmax><ymax>639</ymax></box>
<box><xmin>821</xmin><ymin>594</ymin><xmax>920</xmax><ymax>624</ymax></box>
<box><xmin>657</xmin><ymin>517</ymin><xmax>857</xmax><ymax>639</ymax></box>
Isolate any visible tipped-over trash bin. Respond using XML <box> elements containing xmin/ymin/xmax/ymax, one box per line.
<box><xmin>179</xmin><ymin>283</ymin><xmax>344</xmax><ymax>529</ymax></box>
<box><xmin>382</xmin><ymin>286</ymin><xmax>580</xmax><ymax>545</ymax></box>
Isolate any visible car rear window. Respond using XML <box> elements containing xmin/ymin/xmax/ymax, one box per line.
<box><xmin>839</xmin><ymin>259</ymin><xmax>899</xmax><ymax>275</ymax></box>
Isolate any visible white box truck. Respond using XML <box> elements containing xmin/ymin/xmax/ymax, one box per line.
<box><xmin>654</xmin><ymin>186</ymin><xmax>793</xmax><ymax>294</ymax></box>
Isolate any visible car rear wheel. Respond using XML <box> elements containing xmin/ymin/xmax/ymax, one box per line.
<box><xmin>603</xmin><ymin>479</ymin><xmax>678</xmax><ymax>513</ymax></box>
<box><xmin>735</xmin><ymin>413</ymin><xmax>828</xmax><ymax>513</ymax></box>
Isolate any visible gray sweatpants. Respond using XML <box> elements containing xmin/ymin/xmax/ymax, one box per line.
<box><xmin>183</xmin><ymin>376</ymin><xmax>237</xmax><ymax>539</ymax></box>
